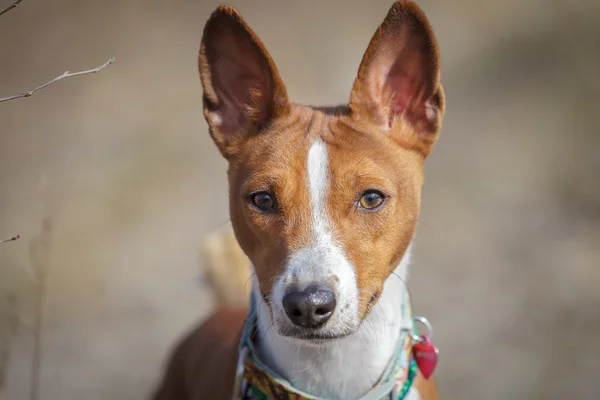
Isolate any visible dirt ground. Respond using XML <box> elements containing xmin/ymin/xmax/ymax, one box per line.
<box><xmin>1</xmin><ymin>1</ymin><xmax>599</xmax><ymax>399</ymax></box>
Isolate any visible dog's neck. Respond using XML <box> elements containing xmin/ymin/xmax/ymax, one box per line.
<box><xmin>251</xmin><ymin>246</ymin><xmax>417</xmax><ymax>400</ymax></box>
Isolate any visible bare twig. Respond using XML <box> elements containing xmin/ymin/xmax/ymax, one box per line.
<box><xmin>0</xmin><ymin>295</ymin><xmax>18</xmax><ymax>399</ymax></box>
<box><xmin>0</xmin><ymin>234</ymin><xmax>20</xmax><ymax>244</ymax></box>
<box><xmin>0</xmin><ymin>57</ymin><xmax>115</xmax><ymax>103</ymax></box>
<box><xmin>0</xmin><ymin>0</ymin><xmax>25</xmax><ymax>17</ymax></box>
<box><xmin>30</xmin><ymin>258</ymin><xmax>46</xmax><ymax>400</ymax></box>
<box><xmin>27</xmin><ymin>172</ymin><xmax>54</xmax><ymax>400</ymax></box>
<box><xmin>28</xmin><ymin>221</ymin><xmax>50</xmax><ymax>400</ymax></box>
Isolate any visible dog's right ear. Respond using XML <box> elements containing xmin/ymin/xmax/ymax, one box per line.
<box><xmin>199</xmin><ymin>6</ymin><xmax>290</xmax><ymax>158</ymax></box>
<box><xmin>349</xmin><ymin>1</ymin><xmax>444</xmax><ymax>158</ymax></box>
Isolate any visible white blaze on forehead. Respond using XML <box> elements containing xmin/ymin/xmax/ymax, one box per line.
<box><xmin>272</xmin><ymin>137</ymin><xmax>359</xmax><ymax>333</ymax></box>
<box><xmin>307</xmin><ymin>139</ymin><xmax>331</xmax><ymax>235</ymax></box>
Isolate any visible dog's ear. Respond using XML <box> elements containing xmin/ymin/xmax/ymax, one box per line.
<box><xmin>199</xmin><ymin>6</ymin><xmax>290</xmax><ymax>158</ymax></box>
<box><xmin>349</xmin><ymin>1</ymin><xmax>444</xmax><ymax>157</ymax></box>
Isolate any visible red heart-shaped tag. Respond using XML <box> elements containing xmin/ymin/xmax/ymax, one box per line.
<box><xmin>412</xmin><ymin>336</ymin><xmax>439</xmax><ymax>379</ymax></box>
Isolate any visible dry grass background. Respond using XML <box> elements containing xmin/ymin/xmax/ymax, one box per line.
<box><xmin>0</xmin><ymin>0</ymin><xmax>599</xmax><ymax>399</ymax></box>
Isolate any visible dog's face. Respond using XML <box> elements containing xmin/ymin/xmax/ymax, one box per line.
<box><xmin>199</xmin><ymin>1</ymin><xmax>444</xmax><ymax>341</ymax></box>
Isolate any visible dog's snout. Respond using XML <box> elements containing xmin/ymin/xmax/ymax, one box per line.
<box><xmin>282</xmin><ymin>286</ymin><xmax>337</xmax><ymax>328</ymax></box>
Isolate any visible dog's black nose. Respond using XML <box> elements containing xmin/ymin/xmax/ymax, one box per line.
<box><xmin>282</xmin><ymin>286</ymin><xmax>337</xmax><ymax>328</ymax></box>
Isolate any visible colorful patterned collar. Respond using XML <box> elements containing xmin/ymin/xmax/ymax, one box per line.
<box><xmin>232</xmin><ymin>290</ymin><xmax>417</xmax><ymax>400</ymax></box>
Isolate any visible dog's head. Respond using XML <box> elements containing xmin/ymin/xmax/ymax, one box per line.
<box><xmin>199</xmin><ymin>1</ymin><xmax>444</xmax><ymax>341</ymax></box>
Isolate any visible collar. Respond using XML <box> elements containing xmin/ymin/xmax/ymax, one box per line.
<box><xmin>232</xmin><ymin>290</ymin><xmax>417</xmax><ymax>400</ymax></box>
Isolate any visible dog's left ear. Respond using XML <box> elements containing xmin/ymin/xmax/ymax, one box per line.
<box><xmin>349</xmin><ymin>1</ymin><xmax>445</xmax><ymax>157</ymax></box>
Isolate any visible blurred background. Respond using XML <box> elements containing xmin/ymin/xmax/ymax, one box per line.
<box><xmin>0</xmin><ymin>0</ymin><xmax>598</xmax><ymax>399</ymax></box>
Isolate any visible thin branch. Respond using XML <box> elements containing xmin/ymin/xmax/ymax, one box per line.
<box><xmin>28</xmin><ymin>216</ymin><xmax>52</xmax><ymax>400</ymax></box>
<box><xmin>0</xmin><ymin>57</ymin><xmax>115</xmax><ymax>103</ymax></box>
<box><xmin>0</xmin><ymin>295</ymin><xmax>18</xmax><ymax>398</ymax></box>
<box><xmin>0</xmin><ymin>0</ymin><xmax>25</xmax><ymax>17</ymax></box>
<box><xmin>0</xmin><ymin>234</ymin><xmax>20</xmax><ymax>244</ymax></box>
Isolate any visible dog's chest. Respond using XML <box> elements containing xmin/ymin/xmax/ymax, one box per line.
<box><xmin>299</xmin><ymin>343</ymin><xmax>392</xmax><ymax>398</ymax></box>
<box><xmin>257</xmin><ymin>308</ymin><xmax>410</xmax><ymax>400</ymax></box>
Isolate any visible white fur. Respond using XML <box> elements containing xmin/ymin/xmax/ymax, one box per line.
<box><xmin>254</xmin><ymin>138</ymin><xmax>419</xmax><ymax>399</ymax></box>
<box><xmin>272</xmin><ymin>139</ymin><xmax>359</xmax><ymax>337</ymax></box>
<box><xmin>208</xmin><ymin>111</ymin><xmax>222</xmax><ymax>127</ymax></box>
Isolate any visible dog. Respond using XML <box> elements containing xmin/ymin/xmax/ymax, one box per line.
<box><xmin>151</xmin><ymin>1</ymin><xmax>445</xmax><ymax>399</ymax></box>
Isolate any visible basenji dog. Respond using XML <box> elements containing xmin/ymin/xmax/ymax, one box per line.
<box><xmin>151</xmin><ymin>1</ymin><xmax>445</xmax><ymax>399</ymax></box>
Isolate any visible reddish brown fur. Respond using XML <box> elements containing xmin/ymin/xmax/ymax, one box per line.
<box><xmin>152</xmin><ymin>1</ymin><xmax>444</xmax><ymax>399</ymax></box>
<box><xmin>414</xmin><ymin>374</ymin><xmax>440</xmax><ymax>400</ymax></box>
<box><xmin>226</xmin><ymin>107</ymin><xmax>314</xmax><ymax>299</ymax></box>
<box><xmin>323</xmin><ymin>120</ymin><xmax>424</xmax><ymax>317</ymax></box>
<box><xmin>151</xmin><ymin>309</ymin><xmax>246</xmax><ymax>400</ymax></box>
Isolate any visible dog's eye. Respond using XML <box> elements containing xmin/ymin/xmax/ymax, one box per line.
<box><xmin>358</xmin><ymin>190</ymin><xmax>385</xmax><ymax>211</ymax></box>
<box><xmin>250</xmin><ymin>192</ymin><xmax>276</xmax><ymax>212</ymax></box>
